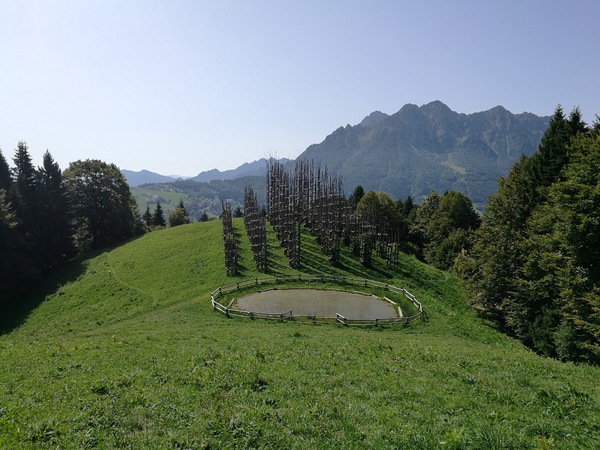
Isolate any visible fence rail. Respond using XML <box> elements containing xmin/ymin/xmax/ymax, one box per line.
<box><xmin>210</xmin><ymin>274</ymin><xmax>424</xmax><ymax>327</ymax></box>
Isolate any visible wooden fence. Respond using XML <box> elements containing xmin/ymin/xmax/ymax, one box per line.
<box><xmin>210</xmin><ymin>274</ymin><xmax>424</xmax><ymax>327</ymax></box>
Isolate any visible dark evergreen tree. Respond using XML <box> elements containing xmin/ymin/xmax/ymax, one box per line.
<box><xmin>349</xmin><ymin>185</ymin><xmax>365</xmax><ymax>211</ymax></box>
<box><xmin>37</xmin><ymin>151</ymin><xmax>73</xmax><ymax>271</ymax></box>
<box><xmin>178</xmin><ymin>198</ymin><xmax>187</xmax><ymax>216</ymax></box>
<box><xmin>8</xmin><ymin>142</ymin><xmax>42</xmax><ymax>286</ymax></box>
<box><xmin>400</xmin><ymin>196</ymin><xmax>415</xmax><ymax>218</ymax></box>
<box><xmin>464</xmin><ymin>106</ymin><xmax>597</xmax><ymax>361</ymax></box>
<box><xmin>0</xmin><ymin>149</ymin><xmax>11</xmax><ymax>191</ymax></box>
<box><xmin>142</xmin><ymin>205</ymin><xmax>153</xmax><ymax>226</ymax></box>
<box><xmin>11</xmin><ymin>142</ymin><xmax>40</xmax><ymax>243</ymax></box>
<box><xmin>0</xmin><ymin>190</ymin><xmax>27</xmax><ymax>305</ymax></box>
<box><xmin>152</xmin><ymin>201</ymin><xmax>166</xmax><ymax>227</ymax></box>
<box><xmin>544</xmin><ymin>131</ymin><xmax>600</xmax><ymax>363</ymax></box>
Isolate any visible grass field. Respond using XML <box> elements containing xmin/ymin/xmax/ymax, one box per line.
<box><xmin>1</xmin><ymin>219</ymin><xmax>599</xmax><ymax>449</ymax></box>
<box><xmin>132</xmin><ymin>187</ymin><xmax>190</xmax><ymax>214</ymax></box>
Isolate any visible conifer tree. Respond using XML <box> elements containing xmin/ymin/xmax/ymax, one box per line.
<box><xmin>0</xmin><ymin>190</ymin><xmax>25</xmax><ymax>304</ymax></box>
<box><xmin>177</xmin><ymin>198</ymin><xmax>188</xmax><ymax>217</ymax></box>
<box><xmin>153</xmin><ymin>201</ymin><xmax>166</xmax><ymax>227</ymax></box>
<box><xmin>142</xmin><ymin>205</ymin><xmax>153</xmax><ymax>226</ymax></box>
<box><xmin>465</xmin><ymin>106</ymin><xmax>596</xmax><ymax>360</ymax></box>
<box><xmin>37</xmin><ymin>151</ymin><xmax>73</xmax><ymax>271</ymax></box>
<box><xmin>168</xmin><ymin>205</ymin><xmax>190</xmax><ymax>227</ymax></box>
<box><xmin>0</xmin><ymin>149</ymin><xmax>11</xmax><ymax>191</ymax></box>
<box><xmin>168</xmin><ymin>198</ymin><xmax>190</xmax><ymax>226</ymax></box>
<box><xmin>11</xmin><ymin>142</ymin><xmax>39</xmax><ymax>241</ymax></box>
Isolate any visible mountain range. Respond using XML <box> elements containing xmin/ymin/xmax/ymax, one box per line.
<box><xmin>122</xmin><ymin>158</ymin><xmax>291</xmax><ymax>187</ymax></box>
<box><xmin>298</xmin><ymin>101</ymin><xmax>550</xmax><ymax>206</ymax></box>
<box><xmin>124</xmin><ymin>101</ymin><xmax>551</xmax><ymax>208</ymax></box>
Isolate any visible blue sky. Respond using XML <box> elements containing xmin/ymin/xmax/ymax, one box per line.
<box><xmin>1</xmin><ymin>0</ymin><xmax>598</xmax><ymax>176</ymax></box>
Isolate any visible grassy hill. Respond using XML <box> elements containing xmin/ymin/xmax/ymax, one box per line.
<box><xmin>1</xmin><ymin>220</ymin><xmax>599</xmax><ymax>449</ymax></box>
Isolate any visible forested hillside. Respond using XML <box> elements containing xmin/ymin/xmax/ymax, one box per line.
<box><xmin>458</xmin><ymin>107</ymin><xmax>600</xmax><ymax>364</ymax></box>
<box><xmin>0</xmin><ymin>145</ymin><xmax>144</xmax><ymax>304</ymax></box>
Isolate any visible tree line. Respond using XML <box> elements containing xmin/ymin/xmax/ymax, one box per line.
<box><xmin>457</xmin><ymin>107</ymin><xmax>600</xmax><ymax>364</ymax></box>
<box><xmin>0</xmin><ymin>142</ymin><xmax>146</xmax><ymax>305</ymax></box>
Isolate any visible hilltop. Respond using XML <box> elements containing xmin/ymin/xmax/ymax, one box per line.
<box><xmin>1</xmin><ymin>221</ymin><xmax>598</xmax><ymax>448</ymax></box>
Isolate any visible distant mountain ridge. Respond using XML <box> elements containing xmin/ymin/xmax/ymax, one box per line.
<box><xmin>298</xmin><ymin>101</ymin><xmax>551</xmax><ymax>206</ymax></box>
<box><xmin>189</xmin><ymin>157</ymin><xmax>291</xmax><ymax>183</ymax></box>
<box><xmin>124</xmin><ymin>102</ymin><xmax>551</xmax><ymax>208</ymax></box>
<box><xmin>121</xmin><ymin>169</ymin><xmax>181</xmax><ymax>187</ymax></box>
<box><xmin>123</xmin><ymin>157</ymin><xmax>291</xmax><ymax>187</ymax></box>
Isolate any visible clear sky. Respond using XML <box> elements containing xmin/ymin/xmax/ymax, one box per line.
<box><xmin>1</xmin><ymin>0</ymin><xmax>599</xmax><ymax>176</ymax></box>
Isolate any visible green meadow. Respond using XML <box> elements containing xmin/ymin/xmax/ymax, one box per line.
<box><xmin>132</xmin><ymin>187</ymin><xmax>190</xmax><ymax>214</ymax></box>
<box><xmin>1</xmin><ymin>220</ymin><xmax>599</xmax><ymax>449</ymax></box>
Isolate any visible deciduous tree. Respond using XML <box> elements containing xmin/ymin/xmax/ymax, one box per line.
<box><xmin>64</xmin><ymin>159</ymin><xmax>143</xmax><ymax>250</ymax></box>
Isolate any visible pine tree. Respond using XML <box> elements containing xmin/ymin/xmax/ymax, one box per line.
<box><xmin>153</xmin><ymin>201</ymin><xmax>166</xmax><ymax>227</ymax></box>
<box><xmin>169</xmin><ymin>198</ymin><xmax>190</xmax><ymax>226</ymax></box>
<box><xmin>0</xmin><ymin>190</ymin><xmax>26</xmax><ymax>304</ymax></box>
<box><xmin>11</xmin><ymin>142</ymin><xmax>39</xmax><ymax>241</ymax></box>
<box><xmin>349</xmin><ymin>185</ymin><xmax>365</xmax><ymax>211</ymax></box>
<box><xmin>177</xmin><ymin>198</ymin><xmax>188</xmax><ymax>217</ymax></box>
<box><xmin>0</xmin><ymin>149</ymin><xmax>11</xmax><ymax>191</ymax></box>
<box><xmin>547</xmin><ymin>131</ymin><xmax>600</xmax><ymax>363</ymax></box>
<box><xmin>466</xmin><ymin>106</ymin><xmax>596</xmax><ymax>359</ymax></box>
<box><xmin>37</xmin><ymin>151</ymin><xmax>73</xmax><ymax>271</ymax></box>
<box><xmin>143</xmin><ymin>205</ymin><xmax>153</xmax><ymax>226</ymax></box>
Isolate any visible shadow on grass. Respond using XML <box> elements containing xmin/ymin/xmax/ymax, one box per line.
<box><xmin>298</xmin><ymin>235</ymin><xmax>397</xmax><ymax>281</ymax></box>
<box><xmin>0</xmin><ymin>234</ymin><xmax>148</xmax><ymax>336</ymax></box>
<box><xmin>0</xmin><ymin>258</ymin><xmax>87</xmax><ymax>335</ymax></box>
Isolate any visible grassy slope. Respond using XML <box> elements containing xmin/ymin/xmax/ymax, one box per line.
<box><xmin>132</xmin><ymin>187</ymin><xmax>189</xmax><ymax>214</ymax></box>
<box><xmin>1</xmin><ymin>220</ymin><xmax>599</xmax><ymax>449</ymax></box>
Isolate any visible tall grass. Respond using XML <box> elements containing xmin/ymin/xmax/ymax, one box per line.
<box><xmin>1</xmin><ymin>219</ymin><xmax>598</xmax><ymax>449</ymax></box>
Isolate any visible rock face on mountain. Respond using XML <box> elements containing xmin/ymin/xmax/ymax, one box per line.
<box><xmin>298</xmin><ymin>101</ymin><xmax>550</xmax><ymax>206</ymax></box>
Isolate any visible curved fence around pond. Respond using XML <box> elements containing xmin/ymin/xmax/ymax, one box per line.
<box><xmin>210</xmin><ymin>274</ymin><xmax>425</xmax><ymax>327</ymax></box>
